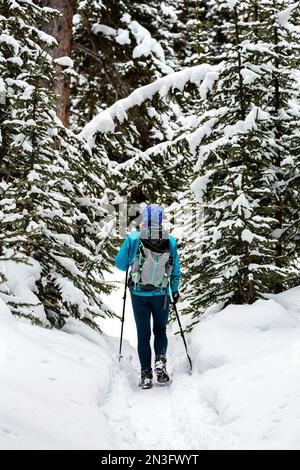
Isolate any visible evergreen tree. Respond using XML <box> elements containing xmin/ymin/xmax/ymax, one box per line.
<box><xmin>72</xmin><ymin>0</ymin><xmax>195</xmax><ymax>205</ymax></box>
<box><xmin>79</xmin><ymin>0</ymin><xmax>300</xmax><ymax>330</ymax></box>
<box><xmin>185</xmin><ymin>0</ymin><xmax>228</xmax><ymax>66</ymax></box>
<box><xmin>181</xmin><ymin>0</ymin><xmax>300</xmax><ymax>325</ymax></box>
<box><xmin>256</xmin><ymin>0</ymin><xmax>300</xmax><ymax>291</ymax></box>
<box><xmin>72</xmin><ymin>0</ymin><xmax>178</xmax><ymax>129</ymax></box>
<box><xmin>0</xmin><ymin>0</ymin><xmax>115</xmax><ymax>328</ymax></box>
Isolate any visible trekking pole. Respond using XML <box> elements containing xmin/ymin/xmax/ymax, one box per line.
<box><xmin>172</xmin><ymin>301</ymin><xmax>193</xmax><ymax>373</ymax></box>
<box><xmin>118</xmin><ymin>268</ymin><xmax>129</xmax><ymax>362</ymax></box>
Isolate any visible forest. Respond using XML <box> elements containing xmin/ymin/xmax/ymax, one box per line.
<box><xmin>1</xmin><ymin>0</ymin><xmax>299</xmax><ymax>332</ymax></box>
<box><xmin>1</xmin><ymin>0</ymin><xmax>300</xmax><ymax>451</ymax></box>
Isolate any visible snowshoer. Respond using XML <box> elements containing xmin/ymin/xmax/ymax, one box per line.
<box><xmin>115</xmin><ymin>205</ymin><xmax>181</xmax><ymax>389</ymax></box>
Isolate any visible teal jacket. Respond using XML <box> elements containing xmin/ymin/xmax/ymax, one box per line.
<box><xmin>115</xmin><ymin>230</ymin><xmax>181</xmax><ymax>296</ymax></box>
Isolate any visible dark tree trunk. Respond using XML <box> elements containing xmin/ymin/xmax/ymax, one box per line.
<box><xmin>273</xmin><ymin>19</ymin><xmax>284</xmax><ymax>294</ymax></box>
<box><xmin>40</xmin><ymin>0</ymin><xmax>74</xmax><ymax>127</ymax></box>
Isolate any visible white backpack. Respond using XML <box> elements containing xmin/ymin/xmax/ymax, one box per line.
<box><xmin>130</xmin><ymin>237</ymin><xmax>173</xmax><ymax>290</ymax></box>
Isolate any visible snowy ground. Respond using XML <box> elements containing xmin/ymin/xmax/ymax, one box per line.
<box><xmin>0</xmin><ymin>298</ymin><xmax>115</xmax><ymax>450</ymax></box>
<box><xmin>1</xmin><ymin>270</ymin><xmax>300</xmax><ymax>449</ymax></box>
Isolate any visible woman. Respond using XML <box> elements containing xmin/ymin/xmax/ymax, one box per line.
<box><xmin>115</xmin><ymin>205</ymin><xmax>181</xmax><ymax>389</ymax></box>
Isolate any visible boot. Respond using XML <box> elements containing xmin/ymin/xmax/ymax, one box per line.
<box><xmin>154</xmin><ymin>355</ymin><xmax>170</xmax><ymax>384</ymax></box>
<box><xmin>139</xmin><ymin>371</ymin><xmax>153</xmax><ymax>389</ymax></box>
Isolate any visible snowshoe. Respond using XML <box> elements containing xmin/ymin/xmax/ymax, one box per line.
<box><xmin>139</xmin><ymin>371</ymin><xmax>153</xmax><ymax>389</ymax></box>
<box><xmin>155</xmin><ymin>356</ymin><xmax>170</xmax><ymax>384</ymax></box>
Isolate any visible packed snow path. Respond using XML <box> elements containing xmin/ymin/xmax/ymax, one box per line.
<box><xmin>101</xmin><ymin>271</ymin><xmax>238</xmax><ymax>450</ymax></box>
<box><xmin>101</xmin><ymin>274</ymin><xmax>300</xmax><ymax>450</ymax></box>
<box><xmin>102</xmin><ymin>336</ymin><xmax>238</xmax><ymax>450</ymax></box>
<box><xmin>2</xmin><ymin>273</ymin><xmax>300</xmax><ymax>449</ymax></box>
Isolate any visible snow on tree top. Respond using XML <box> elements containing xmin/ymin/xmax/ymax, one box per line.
<box><xmin>92</xmin><ymin>23</ymin><xmax>131</xmax><ymax>45</ymax></box>
<box><xmin>32</xmin><ymin>28</ymin><xmax>57</xmax><ymax>47</ymax></box>
<box><xmin>115</xmin><ymin>29</ymin><xmax>131</xmax><ymax>45</ymax></box>
<box><xmin>0</xmin><ymin>33</ymin><xmax>20</xmax><ymax>55</ymax></box>
<box><xmin>0</xmin><ymin>77</ymin><xmax>5</xmax><ymax>97</ymax></box>
<box><xmin>92</xmin><ymin>19</ymin><xmax>165</xmax><ymax>59</ymax></box>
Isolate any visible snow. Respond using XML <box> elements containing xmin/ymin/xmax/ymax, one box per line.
<box><xmin>199</xmin><ymin>71</ymin><xmax>219</xmax><ymax>99</ymax></box>
<box><xmin>241</xmin><ymin>68</ymin><xmax>260</xmax><ymax>85</ymax></box>
<box><xmin>2</xmin><ymin>270</ymin><xmax>300</xmax><ymax>449</ymax></box>
<box><xmin>241</xmin><ymin>228</ymin><xmax>254</xmax><ymax>243</ymax></box>
<box><xmin>232</xmin><ymin>193</ymin><xmax>251</xmax><ymax>215</ymax></box>
<box><xmin>79</xmin><ymin>63</ymin><xmax>219</xmax><ymax>147</ymax></box>
<box><xmin>226</xmin><ymin>0</ymin><xmax>238</xmax><ymax>10</ymax></box>
<box><xmin>91</xmin><ymin>23</ymin><xmax>116</xmax><ymax>37</ymax></box>
<box><xmin>115</xmin><ymin>29</ymin><xmax>131</xmax><ymax>45</ymax></box>
<box><xmin>191</xmin><ymin>171</ymin><xmax>214</xmax><ymax>201</ymax></box>
<box><xmin>0</xmin><ymin>257</ymin><xmax>48</xmax><ymax>325</ymax></box>
<box><xmin>31</xmin><ymin>28</ymin><xmax>57</xmax><ymax>47</ymax></box>
<box><xmin>187</xmin><ymin>115</ymin><xmax>219</xmax><ymax>155</ymax></box>
<box><xmin>121</xmin><ymin>13</ymin><xmax>131</xmax><ymax>24</ymax></box>
<box><xmin>0</xmin><ymin>77</ymin><xmax>5</xmax><ymax>93</ymax></box>
<box><xmin>223</xmin><ymin>107</ymin><xmax>270</xmax><ymax>140</ymax></box>
<box><xmin>54</xmin><ymin>255</ymin><xmax>83</xmax><ymax>277</ymax></box>
<box><xmin>191</xmin><ymin>290</ymin><xmax>300</xmax><ymax>449</ymax></box>
<box><xmin>54</xmin><ymin>277</ymin><xmax>85</xmax><ymax>312</ymax></box>
<box><xmin>161</xmin><ymin>3</ymin><xmax>178</xmax><ymax>21</ymax></box>
<box><xmin>102</xmin><ymin>284</ymin><xmax>300</xmax><ymax>450</ymax></box>
<box><xmin>0</xmin><ymin>77</ymin><xmax>5</xmax><ymax>104</ymax></box>
<box><xmin>54</xmin><ymin>56</ymin><xmax>74</xmax><ymax>68</ymax></box>
<box><xmin>277</xmin><ymin>3</ymin><xmax>298</xmax><ymax>27</ymax></box>
<box><xmin>129</xmin><ymin>21</ymin><xmax>165</xmax><ymax>62</ymax></box>
<box><xmin>19</xmin><ymin>85</ymin><xmax>34</xmax><ymax>100</ymax></box>
<box><xmin>0</xmin><ymin>299</ymin><xmax>114</xmax><ymax>450</ymax></box>
<box><xmin>0</xmin><ymin>32</ymin><xmax>20</xmax><ymax>53</ymax></box>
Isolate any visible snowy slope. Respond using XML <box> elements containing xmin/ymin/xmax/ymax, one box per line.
<box><xmin>2</xmin><ymin>282</ymin><xmax>300</xmax><ymax>450</ymax></box>
<box><xmin>190</xmin><ymin>288</ymin><xmax>300</xmax><ymax>450</ymax></box>
<box><xmin>0</xmin><ymin>298</ymin><xmax>115</xmax><ymax>450</ymax></box>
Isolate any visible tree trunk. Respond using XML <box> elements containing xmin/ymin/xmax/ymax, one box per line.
<box><xmin>272</xmin><ymin>4</ymin><xmax>284</xmax><ymax>294</ymax></box>
<box><xmin>40</xmin><ymin>0</ymin><xmax>74</xmax><ymax>127</ymax></box>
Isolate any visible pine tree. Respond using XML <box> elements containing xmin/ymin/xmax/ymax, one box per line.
<box><xmin>71</xmin><ymin>0</ymin><xmax>300</xmax><ymax>329</ymax></box>
<box><xmin>185</xmin><ymin>0</ymin><xmax>228</xmax><ymax>66</ymax></box>
<box><xmin>181</xmin><ymin>0</ymin><xmax>300</xmax><ymax>325</ymax></box>
<box><xmin>72</xmin><ymin>0</ymin><xmax>178</xmax><ymax>129</ymax></box>
<box><xmin>71</xmin><ymin>0</ymin><xmax>195</xmax><ymax>206</ymax></box>
<box><xmin>256</xmin><ymin>0</ymin><xmax>300</xmax><ymax>291</ymax></box>
<box><xmin>0</xmin><ymin>0</ymin><xmax>115</xmax><ymax>328</ymax></box>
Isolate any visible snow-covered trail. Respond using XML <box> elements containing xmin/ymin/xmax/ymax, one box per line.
<box><xmin>2</xmin><ymin>271</ymin><xmax>300</xmax><ymax>449</ymax></box>
<box><xmin>100</xmin><ymin>268</ymin><xmax>239</xmax><ymax>450</ymax></box>
<box><xmin>99</xmin><ymin>270</ymin><xmax>239</xmax><ymax>449</ymax></box>
<box><xmin>101</xmin><ymin>337</ymin><xmax>239</xmax><ymax>450</ymax></box>
<box><xmin>2</xmin><ymin>265</ymin><xmax>300</xmax><ymax>450</ymax></box>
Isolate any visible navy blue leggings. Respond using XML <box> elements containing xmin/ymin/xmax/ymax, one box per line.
<box><xmin>131</xmin><ymin>294</ymin><xmax>169</xmax><ymax>373</ymax></box>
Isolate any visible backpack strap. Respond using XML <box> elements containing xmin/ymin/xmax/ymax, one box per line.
<box><xmin>139</xmin><ymin>240</ymin><xmax>146</xmax><ymax>260</ymax></box>
<box><xmin>130</xmin><ymin>240</ymin><xmax>146</xmax><ymax>286</ymax></box>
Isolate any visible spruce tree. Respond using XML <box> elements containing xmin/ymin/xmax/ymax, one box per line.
<box><xmin>72</xmin><ymin>0</ymin><xmax>300</xmax><ymax>329</ymax></box>
<box><xmin>256</xmin><ymin>0</ymin><xmax>300</xmax><ymax>291</ymax></box>
<box><xmin>72</xmin><ymin>0</ymin><xmax>194</xmax><ymax>206</ymax></box>
<box><xmin>0</xmin><ymin>0</ymin><xmax>115</xmax><ymax>328</ymax></box>
<box><xmin>182</xmin><ymin>0</ymin><xmax>300</xmax><ymax>325</ymax></box>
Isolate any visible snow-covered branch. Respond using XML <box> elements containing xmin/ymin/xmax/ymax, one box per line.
<box><xmin>79</xmin><ymin>63</ymin><xmax>220</xmax><ymax>147</ymax></box>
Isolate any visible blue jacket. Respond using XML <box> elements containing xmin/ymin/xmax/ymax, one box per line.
<box><xmin>115</xmin><ymin>230</ymin><xmax>181</xmax><ymax>296</ymax></box>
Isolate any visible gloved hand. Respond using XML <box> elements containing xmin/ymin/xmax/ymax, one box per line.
<box><xmin>172</xmin><ymin>291</ymin><xmax>180</xmax><ymax>304</ymax></box>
